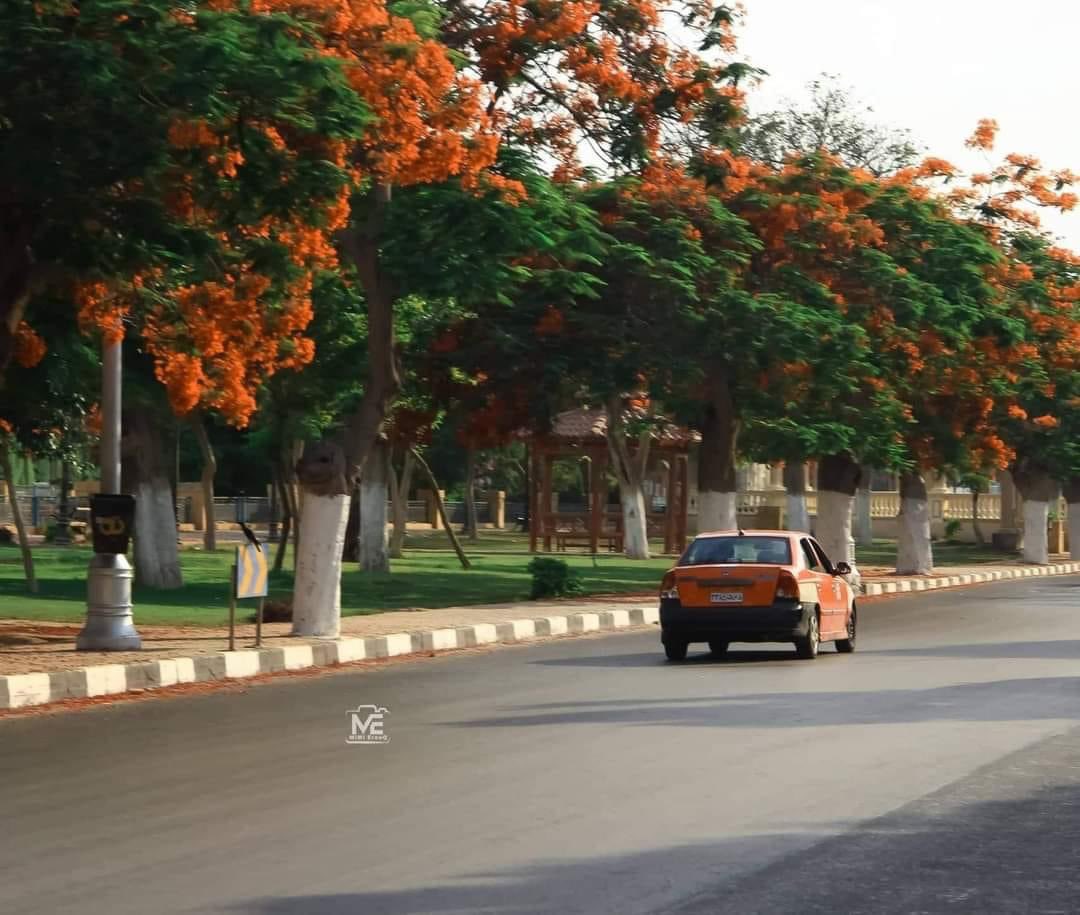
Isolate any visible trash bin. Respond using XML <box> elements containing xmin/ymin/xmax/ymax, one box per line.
<box><xmin>89</xmin><ymin>493</ymin><xmax>136</xmax><ymax>554</ymax></box>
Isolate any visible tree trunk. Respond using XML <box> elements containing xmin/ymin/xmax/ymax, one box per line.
<box><xmin>605</xmin><ymin>395</ymin><xmax>651</xmax><ymax>559</ymax></box>
<box><xmin>783</xmin><ymin>462</ymin><xmax>810</xmax><ymax>533</ymax></box>
<box><xmin>463</xmin><ymin>447</ymin><xmax>479</xmax><ymax>541</ymax></box>
<box><xmin>293</xmin><ymin>185</ymin><xmax>401</xmax><ymax>636</ymax></box>
<box><xmin>816</xmin><ymin>453</ymin><xmax>862</xmax><ymax>588</ymax></box>
<box><xmin>696</xmin><ymin>371</ymin><xmax>739</xmax><ymax>532</ymax></box>
<box><xmin>1</xmin><ymin>448</ymin><xmax>36</xmax><ymax>593</ymax></box>
<box><xmin>1064</xmin><ymin>479</ymin><xmax>1080</xmax><ymax>561</ymax></box>
<box><xmin>896</xmin><ymin>471</ymin><xmax>933</xmax><ymax>574</ymax></box>
<box><xmin>1011</xmin><ymin>461</ymin><xmax>1057</xmax><ymax>565</ymax></box>
<box><xmin>191</xmin><ymin>412</ymin><xmax>217</xmax><ymax>552</ymax></box>
<box><xmin>0</xmin><ymin>219</ymin><xmax>34</xmax><ymax>388</ymax></box>
<box><xmin>122</xmin><ymin>409</ymin><xmax>183</xmax><ymax>589</ymax></box>
<box><xmin>342</xmin><ymin>487</ymin><xmax>360</xmax><ymax>563</ymax></box>
<box><xmin>971</xmin><ymin>486</ymin><xmax>986</xmax><ymax>546</ymax></box>
<box><xmin>359</xmin><ymin>438</ymin><xmax>390</xmax><ymax>572</ymax></box>
<box><xmin>389</xmin><ymin>450</ymin><xmax>415</xmax><ymax>559</ymax></box>
<box><xmin>272</xmin><ymin>468</ymin><xmax>291</xmax><ymax>573</ymax></box>
<box><xmin>53</xmin><ymin>460</ymin><xmax>72</xmax><ymax>545</ymax></box>
<box><xmin>291</xmin><ymin>486</ymin><xmax>350</xmax><ymax>637</ymax></box>
<box><xmin>854</xmin><ymin>466</ymin><xmax>873</xmax><ymax>546</ymax></box>
<box><xmin>411</xmin><ymin>448</ymin><xmax>470</xmax><ymax>569</ymax></box>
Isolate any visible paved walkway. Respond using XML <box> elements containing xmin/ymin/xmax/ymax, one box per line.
<box><xmin>0</xmin><ymin>593</ymin><xmax>654</xmax><ymax>677</ymax></box>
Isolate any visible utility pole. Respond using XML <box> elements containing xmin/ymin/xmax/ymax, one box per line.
<box><xmin>77</xmin><ymin>334</ymin><xmax>141</xmax><ymax>650</ymax></box>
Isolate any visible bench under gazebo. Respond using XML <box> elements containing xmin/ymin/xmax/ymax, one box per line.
<box><xmin>527</xmin><ymin>407</ymin><xmax>694</xmax><ymax>555</ymax></box>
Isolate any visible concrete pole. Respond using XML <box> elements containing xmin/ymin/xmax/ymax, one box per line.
<box><xmin>77</xmin><ymin>335</ymin><xmax>141</xmax><ymax>651</ymax></box>
<box><xmin>100</xmin><ymin>337</ymin><xmax>121</xmax><ymax>492</ymax></box>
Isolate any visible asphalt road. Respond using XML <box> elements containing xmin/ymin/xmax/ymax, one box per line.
<box><xmin>3</xmin><ymin>577</ymin><xmax>1080</xmax><ymax>914</ymax></box>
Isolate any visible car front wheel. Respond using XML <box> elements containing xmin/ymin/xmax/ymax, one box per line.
<box><xmin>795</xmin><ymin>608</ymin><xmax>820</xmax><ymax>659</ymax></box>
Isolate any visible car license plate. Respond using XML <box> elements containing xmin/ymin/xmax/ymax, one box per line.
<box><xmin>710</xmin><ymin>591</ymin><xmax>743</xmax><ymax>604</ymax></box>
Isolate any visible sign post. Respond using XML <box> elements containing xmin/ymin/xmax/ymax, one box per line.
<box><xmin>229</xmin><ymin>536</ymin><xmax>268</xmax><ymax>649</ymax></box>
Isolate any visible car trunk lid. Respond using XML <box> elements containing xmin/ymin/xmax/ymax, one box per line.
<box><xmin>674</xmin><ymin>565</ymin><xmax>782</xmax><ymax>608</ymax></box>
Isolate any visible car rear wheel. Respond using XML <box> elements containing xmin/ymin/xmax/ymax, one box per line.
<box><xmin>708</xmin><ymin>640</ymin><xmax>729</xmax><ymax>657</ymax></box>
<box><xmin>795</xmin><ymin>608</ymin><xmax>820</xmax><ymax>659</ymax></box>
<box><xmin>836</xmin><ymin>604</ymin><xmax>857</xmax><ymax>653</ymax></box>
<box><xmin>663</xmin><ymin>639</ymin><xmax>689</xmax><ymax>662</ymax></box>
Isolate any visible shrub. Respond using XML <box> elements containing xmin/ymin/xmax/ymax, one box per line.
<box><xmin>944</xmin><ymin>519</ymin><xmax>962</xmax><ymax>541</ymax></box>
<box><xmin>527</xmin><ymin>557</ymin><xmax>584</xmax><ymax>600</ymax></box>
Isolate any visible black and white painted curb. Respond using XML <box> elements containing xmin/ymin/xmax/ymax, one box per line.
<box><xmin>0</xmin><ymin>606</ymin><xmax>658</xmax><ymax>711</ymax></box>
<box><xmin>860</xmin><ymin>561</ymin><xmax>1080</xmax><ymax>596</ymax></box>
<box><xmin>4</xmin><ymin>561</ymin><xmax>1080</xmax><ymax>711</ymax></box>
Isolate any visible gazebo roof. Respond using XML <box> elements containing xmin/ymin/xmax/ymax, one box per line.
<box><xmin>540</xmin><ymin>406</ymin><xmax>699</xmax><ymax>448</ymax></box>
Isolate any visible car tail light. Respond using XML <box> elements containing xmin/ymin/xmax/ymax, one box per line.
<box><xmin>660</xmin><ymin>571</ymin><xmax>679</xmax><ymax>600</ymax></box>
<box><xmin>775</xmin><ymin>570</ymin><xmax>799</xmax><ymax>601</ymax></box>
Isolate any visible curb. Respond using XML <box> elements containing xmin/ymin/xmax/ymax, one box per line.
<box><xmin>4</xmin><ymin>561</ymin><xmax>1080</xmax><ymax>712</ymax></box>
<box><xmin>859</xmin><ymin>561</ymin><xmax>1080</xmax><ymax>597</ymax></box>
<box><xmin>0</xmin><ymin>606</ymin><xmax>659</xmax><ymax>711</ymax></box>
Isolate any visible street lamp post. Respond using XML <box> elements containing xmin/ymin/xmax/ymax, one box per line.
<box><xmin>77</xmin><ymin>334</ymin><xmax>141</xmax><ymax>651</ymax></box>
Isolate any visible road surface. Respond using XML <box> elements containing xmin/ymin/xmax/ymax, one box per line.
<box><xmin>3</xmin><ymin>576</ymin><xmax>1080</xmax><ymax>914</ymax></box>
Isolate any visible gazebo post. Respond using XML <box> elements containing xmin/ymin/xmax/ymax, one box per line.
<box><xmin>542</xmin><ymin>453</ymin><xmax>554</xmax><ymax>552</ymax></box>
<box><xmin>589</xmin><ymin>448</ymin><xmax>604</xmax><ymax>554</ymax></box>
<box><xmin>664</xmin><ymin>454</ymin><xmax>677</xmax><ymax>554</ymax></box>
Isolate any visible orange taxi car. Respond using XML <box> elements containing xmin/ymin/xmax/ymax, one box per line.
<box><xmin>659</xmin><ymin>529</ymin><xmax>856</xmax><ymax>661</ymax></box>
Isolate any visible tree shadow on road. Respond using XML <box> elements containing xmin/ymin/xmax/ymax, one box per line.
<box><xmin>228</xmin><ymin>729</ymin><xmax>1080</xmax><ymax>914</ymax></box>
<box><xmin>861</xmin><ymin>639</ymin><xmax>1080</xmax><ymax>660</ymax></box>
<box><xmin>442</xmin><ymin>675</ymin><xmax>1080</xmax><ymax>730</ymax></box>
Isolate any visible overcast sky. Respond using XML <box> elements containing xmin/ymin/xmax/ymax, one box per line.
<box><xmin>734</xmin><ymin>0</ymin><xmax>1080</xmax><ymax>246</ymax></box>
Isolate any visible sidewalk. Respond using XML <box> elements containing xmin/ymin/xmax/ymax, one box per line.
<box><xmin>4</xmin><ymin>559</ymin><xmax>1079</xmax><ymax>711</ymax></box>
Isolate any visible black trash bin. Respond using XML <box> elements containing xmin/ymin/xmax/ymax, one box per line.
<box><xmin>90</xmin><ymin>493</ymin><xmax>136</xmax><ymax>554</ymax></box>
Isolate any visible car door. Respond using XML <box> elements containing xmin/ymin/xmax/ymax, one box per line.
<box><xmin>809</xmin><ymin>539</ymin><xmax>846</xmax><ymax>637</ymax></box>
<box><xmin>798</xmin><ymin>538</ymin><xmax>831</xmax><ymax>621</ymax></box>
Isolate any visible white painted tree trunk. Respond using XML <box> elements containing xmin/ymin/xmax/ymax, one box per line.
<box><xmin>698</xmin><ymin>490</ymin><xmax>737</xmax><ymax>532</ymax></box>
<box><xmin>816</xmin><ymin>489</ymin><xmax>859</xmax><ymax>588</ymax></box>
<box><xmin>786</xmin><ymin>494</ymin><xmax>809</xmax><ymax>533</ymax></box>
<box><xmin>132</xmin><ymin>477</ymin><xmax>183</xmax><ymax>589</ymax></box>
<box><xmin>854</xmin><ymin>481</ymin><xmax>873</xmax><ymax>546</ymax></box>
<box><xmin>358</xmin><ymin>479</ymin><xmax>389</xmax><ymax>572</ymax></box>
<box><xmin>1069</xmin><ymin>505</ymin><xmax>1080</xmax><ymax>561</ymax></box>
<box><xmin>292</xmin><ymin>492</ymin><xmax>350</xmax><ymax>637</ymax></box>
<box><xmin>1022</xmin><ymin>500</ymin><xmax>1049</xmax><ymax>565</ymax></box>
<box><xmin>621</xmin><ymin>487</ymin><xmax>650</xmax><ymax>560</ymax></box>
<box><xmin>896</xmin><ymin>497</ymin><xmax>933</xmax><ymax>574</ymax></box>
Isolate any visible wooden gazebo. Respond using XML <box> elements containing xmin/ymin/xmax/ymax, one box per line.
<box><xmin>527</xmin><ymin>407</ymin><xmax>694</xmax><ymax>555</ymax></box>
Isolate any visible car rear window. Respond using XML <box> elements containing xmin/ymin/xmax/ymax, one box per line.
<box><xmin>679</xmin><ymin>535</ymin><xmax>792</xmax><ymax>566</ymax></box>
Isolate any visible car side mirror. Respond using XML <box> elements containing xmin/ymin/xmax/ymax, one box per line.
<box><xmin>834</xmin><ymin>561</ymin><xmax>852</xmax><ymax>576</ymax></box>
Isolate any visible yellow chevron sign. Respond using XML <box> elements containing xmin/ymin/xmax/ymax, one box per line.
<box><xmin>235</xmin><ymin>543</ymin><xmax>268</xmax><ymax>599</ymax></box>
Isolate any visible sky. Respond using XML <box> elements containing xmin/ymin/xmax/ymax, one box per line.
<box><xmin>733</xmin><ymin>0</ymin><xmax>1080</xmax><ymax>247</ymax></box>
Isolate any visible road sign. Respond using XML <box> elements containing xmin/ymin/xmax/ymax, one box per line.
<box><xmin>235</xmin><ymin>542</ymin><xmax>268</xmax><ymax>599</ymax></box>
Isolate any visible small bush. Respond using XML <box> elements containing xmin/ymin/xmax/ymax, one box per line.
<box><xmin>944</xmin><ymin>519</ymin><xmax>962</xmax><ymax>541</ymax></box>
<box><xmin>527</xmin><ymin>557</ymin><xmax>584</xmax><ymax>600</ymax></box>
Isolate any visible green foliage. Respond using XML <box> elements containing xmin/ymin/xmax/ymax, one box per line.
<box><xmin>944</xmin><ymin>519</ymin><xmax>962</xmax><ymax>541</ymax></box>
<box><xmin>527</xmin><ymin>557</ymin><xmax>585</xmax><ymax>600</ymax></box>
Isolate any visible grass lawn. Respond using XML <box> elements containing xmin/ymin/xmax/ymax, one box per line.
<box><xmin>854</xmin><ymin>539</ymin><xmax>1016</xmax><ymax>568</ymax></box>
<box><xmin>0</xmin><ymin>534</ymin><xmax>1018</xmax><ymax>627</ymax></box>
<box><xmin>0</xmin><ymin>544</ymin><xmax>672</xmax><ymax>627</ymax></box>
